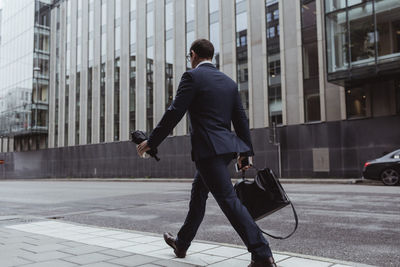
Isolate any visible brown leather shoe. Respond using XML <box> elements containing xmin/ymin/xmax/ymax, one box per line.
<box><xmin>163</xmin><ymin>232</ymin><xmax>187</xmax><ymax>258</ymax></box>
<box><xmin>248</xmin><ymin>257</ymin><xmax>277</xmax><ymax>267</ymax></box>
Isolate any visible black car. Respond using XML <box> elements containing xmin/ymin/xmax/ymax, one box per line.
<box><xmin>363</xmin><ymin>149</ymin><xmax>400</xmax><ymax>186</ymax></box>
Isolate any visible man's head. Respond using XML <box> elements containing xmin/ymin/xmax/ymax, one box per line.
<box><xmin>187</xmin><ymin>39</ymin><xmax>214</xmax><ymax>68</ymax></box>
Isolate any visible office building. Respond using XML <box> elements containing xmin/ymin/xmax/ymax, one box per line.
<box><xmin>0</xmin><ymin>0</ymin><xmax>399</xmax><ymax>178</ymax></box>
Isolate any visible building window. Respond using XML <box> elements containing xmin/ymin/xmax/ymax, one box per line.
<box><xmin>100</xmin><ymin>63</ymin><xmax>105</xmax><ymax>143</ymax></box>
<box><xmin>236</xmin><ymin>0</ymin><xmax>249</xmax><ymax>117</ymax></box>
<box><xmin>165</xmin><ymin>0</ymin><xmax>174</xmax><ymax>112</ymax></box>
<box><xmin>87</xmin><ymin>67</ymin><xmax>92</xmax><ymax>144</ymax></box>
<box><xmin>348</xmin><ymin>1</ymin><xmax>375</xmax><ymax>67</ymax></box>
<box><xmin>326</xmin><ymin>9</ymin><xmax>348</xmax><ymax>72</ymax></box>
<box><xmin>186</xmin><ymin>0</ymin><xmax>195</xmax><ymax>70</ymax></box>
<box><xmin>114</xmin><ymin>58</ymin><xmax>120</xmax><ymax>141</ymax></box>
<box><xmin>325</xmin><ymin>0</ymin><xmax>400</xmax><ymax>73</ymax></box>
<box><xmin>100</xmin><ymin>0</ymin><xmax>106</xmax><ymax>143</ymax></box>
<box><xmin>114</xmin><ymin>0</ymin><xmax>121</xmax><ymax>141</ymax></box>
<box><xmin>209</xmin><ymin>0</ymin><xmax>220</xmax><ymax>69</ymax></box>
<box><xmin>266</xmin><ymin>0</ymin><xmax>282</xmax><ymax>125</ymax></box>
<box><xmin>146</xmin><ymin>0</ymin><xmax>154</xmax><ymax>133</ymax></box>
<box><xmin>301</xmin><ymin>0</ymin><xmax>321</xmax><ymax>122</ymax></box>
<box><xmin>346</xmin><ymin>87</ymin><xmax>369</xmax><ymax>118</ymax></box>
<box><xmin>130</xmin><ymin>0</ymin><xmax>137</xmax><ymax>133</ymax></box>
<box><xmin>375</xmin><ymin>0</ymin><xmax>400</xmax><ymax>63</ymax></box>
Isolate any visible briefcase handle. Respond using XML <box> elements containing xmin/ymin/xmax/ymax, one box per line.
<box><xmin>241</xmin><ymin>167</ymin><xmax>298</xmax><ymax>240</ymax></box>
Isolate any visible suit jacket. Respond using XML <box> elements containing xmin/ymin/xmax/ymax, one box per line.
<box><xmin>147</xmin><ymin>62</ymin><xmax>254</xmax><ymax>161</ymax></box>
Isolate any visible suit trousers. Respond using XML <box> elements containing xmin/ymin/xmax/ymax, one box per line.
<box><xmin>176</xmin><ymin>154</ymin><xmax>272</xmax><ymax>260</ymax></box>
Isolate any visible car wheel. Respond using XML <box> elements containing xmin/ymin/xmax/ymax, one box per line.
<box><xmin>380</xmin><ymin>169</ymin><xmax>400</xmax><ymax>186</ymax></box>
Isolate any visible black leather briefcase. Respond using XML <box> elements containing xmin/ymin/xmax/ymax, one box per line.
<box><xmin>234</xmin><ymin>168</ymin><xmax>298</xmax><ymax>239</ymax></box>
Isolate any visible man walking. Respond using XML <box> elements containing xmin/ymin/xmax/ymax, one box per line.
<box><xmin>137</xmin><ymin>39</ymin><xmax>276</xmax><ymax>267</ymax></box>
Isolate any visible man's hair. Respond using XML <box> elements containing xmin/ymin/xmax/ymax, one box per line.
<box><xmin>190</xmin><ymin>39</ymin><xmax>214</xmax><ymax>59</ymax></box>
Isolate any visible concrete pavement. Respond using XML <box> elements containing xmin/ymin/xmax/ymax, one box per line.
<box><xmin>1</xmin><ymin>220</ymin><xmax>375</xmax><ymax>267</ymax></box>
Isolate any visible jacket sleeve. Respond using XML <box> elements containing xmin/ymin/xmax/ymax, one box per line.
<box><xmin>147</xmin><ymin>72</ymin><xmax>195</xmax><ymax>149</ymax></box>
<box><xmin>232</xmin><ymin>89</ymin><xmax>254</xmax><ymax>157</ymax></box>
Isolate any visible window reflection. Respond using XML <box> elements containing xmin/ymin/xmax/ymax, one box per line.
<box><xmin>130</xmin><ymin>0</ymin><xmax>137</xmax><ymax>133</ymax></box>
<box><xmin>266</xmin><ymin>0</ymin><xmax>282</xmax><ymax>125</ymax></box>
<box><xmin>209</xmin><ymin>0</ymin><xmax>220</xmax><ymax>69</ymax></box>
<box><xmin>165</xmin><ymin>0</ymin><xmax>174</xmax><ymax>113</ymax></box>
<box><xmin>375</xmin><ymin>0</ymin><xmax>400</xmax><ymax>63</ymax></box>
<box><xmin>301</xmin><ymin>0</ymin><xmax>321</xmax><ymax>122</ymax></box>
<box><xmin>236</xmin><ymin>0</ymin><xmax>249</xmax><ymax>116</ymax></box>
<box><xmin>146</xmin><ymin>0</ymin><xmax>154</xmax><ymax>132</ymax></box>
<box><xmin>349</xmin><ymin>2</ymin><xmax>375</xmax><ymax>66</ymax></box>
<box><xmin>325</xmin><ymin>0</ymin><xmax>400</xmax><ymax>74</ymax></box>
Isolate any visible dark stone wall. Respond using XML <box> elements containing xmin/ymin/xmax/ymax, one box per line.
<box><xmin>1</xmin><ymin>115</ymin><xmax>399</xmax><ymax>179</ymax></box>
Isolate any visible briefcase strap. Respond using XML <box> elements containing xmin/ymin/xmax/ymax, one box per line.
<box><xmin>260</xmin><ymin>200</ymin><xmax>298</xmax><ymax>240</ymax></box>
<box><xmin>242</xmin><ymin>167</ymin><xmax>298</xmax><ymax>240</ymax></box>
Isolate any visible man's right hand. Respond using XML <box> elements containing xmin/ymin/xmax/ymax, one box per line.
<box><xmin>237</xmin><ymin>156</ymin><xmax>253</xmax><ymax>171</ymax></box>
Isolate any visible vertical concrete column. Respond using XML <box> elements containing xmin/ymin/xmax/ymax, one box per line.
<box><xmin>195</xmin><ymin>0</ymin><xmax>209</xmax><ymax>39</ymax></box>
<box><xmin>248</xmin><ymin>0</ymin><xmax>268</xmax><ymax>129</ymax></box>
<box><xmin>58</xmin><ymin>2</ymin><xmax>66</xmax><ymax>147</ymax></box>
<box><xmin>120</xmin><ymin>0</ymin><xmax>130</xmax><ymax>141</ymax></box>
<box><xmin>80</xmin><ymin>0</ymin><xmax>89</xmax><ymax>145</ymax></box>
<box><xmin>105</xmin><ymin>0</ymin><xmax>115</xmax><ymax>142</ymax></box>
<box><xmin>278</xmin><ymin>0</ymin><xmax>287</xmax><ymax>125</ymax></box>
<box><xmin>154</xmin><ymin>0</ymin><xmax>166</xmax><ymax>126</ymax></box>
<box><xmin>69</xmin><ymin>0</ymin><xmax>77</xmax><ymax>146</ymax></box>
<box><xmin>136</xmin><ymin>0</ymin><xmax>147</xmax><ymax>132</ymax></box>
<box><xmin>281</xmin><ymin>0</ymin><xmax>302</xmax><ymax>125</ymax></box>
<box><xmin>92</xmin><ymin>0</ymin><xmax>101</xmax><ymax>143</ymax></box>
<box><xmin>220</xmin><ymin>0</ymin><xmax>236</xmax><ymax>81</ymax></box>
<box><xmin>49</xmin><ymin>8</ymin><xmax>57</xmax><ymax>148</ymax></box>
<box><xmin>174</xmin><ymin>0</ymin><xmax>187</xmax><ymax>135</ymax></box>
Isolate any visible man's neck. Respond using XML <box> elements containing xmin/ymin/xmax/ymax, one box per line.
<box><xmin>195</xmin><ymin>59</ymin><xmax>213</xmax><ymax>68</ymax></box>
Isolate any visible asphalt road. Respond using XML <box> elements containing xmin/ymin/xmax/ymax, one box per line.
<box><xmin>0</xmin><ymin>180</ymin><xmax>398</xmax><ymax>266</ymax></box>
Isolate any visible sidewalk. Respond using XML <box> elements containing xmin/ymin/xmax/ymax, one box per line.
<box><xmin>1</xmin><ymin>220</ymin><xmax>375</xmax><ymax>267</ymax></box>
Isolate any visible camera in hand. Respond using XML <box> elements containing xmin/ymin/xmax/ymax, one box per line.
<box><xmin>131</xmin><ymin>131</ymin><xmax>160</xmax><ymax>161</ymax></box>
<box><xmin>235</xmin><ymin>157</ymin><xmax>250</xmax><ymax>172</ymax></box>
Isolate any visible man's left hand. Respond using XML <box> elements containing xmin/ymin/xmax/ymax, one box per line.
<box><xmin>137</xmin><ymin>140</ymin><xmax>151</xmax><ymax>157</ymax></box>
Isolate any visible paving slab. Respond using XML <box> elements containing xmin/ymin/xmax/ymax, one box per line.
<box><xmin>3</xmin><ymin>220</ymin><xmax>376</xmax><ymax>267</ymax></box>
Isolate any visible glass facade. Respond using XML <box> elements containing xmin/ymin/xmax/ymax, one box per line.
<box><xmin>87</xmin><ymin>0</ymin><xmax>94</xmax><ymax>144</ymax></box>
<box><xmin>146</xmin><ymin>0</ymin><xmax>154</xmax><ymax>133</ymax></box>
<box><xmin>76</xmin><ymin>0</ymin><xmax>82</xmax><ymax>145</ymax></box>
<box><xmin>100</xmin><ymin>0</ymin><xmax>106</xmax><ymax>142</ymax></box>
<box><xmin>0</xmin><ymin>0</ymin><xmax>51</xmax><ymax>151</ymax></box>
<box><xmin>209</xmin><ymin>0</ymin><xmax>220</xmax><ymax>69</ymax></box>
<box><xmin>65</xmin><ymin>0</ymin><xmax>71</xmax><ymax>146</ymax></box>
<box><xmin>130</xmin><ymin>0</ymin><xmax>137</xmax><ymax>133</ymax></box>
<box><xmin>55</xmin><ymin>6</ymin><xmax>60</xmax><ymax>147</ymax></box>
<box><xmin>165</xmin><ymin>0</ymin><xmax>174</xmax><ymax>111</ymax></box>
<box><xmin>325</xmin><ymin>0</ymin><xmax>400</xmax><ymax>74</ymax></box>
<box><xmin>114</xmin><ymin>0</ymin><xmax>121</xmax><ymax>141</ymax></box>
<box><xmin>2</xmin><ymin>0</ymin><xmax>396</xmax><ymax>152</ymax></box>
<box><xmin>236</xmin><ymin>0</ymin><xmax>249</xmax><ymax>116</ymax></box>
<box><xmin>266</xmin><ymin>0</ymin><xmax>282</xmax><ymax>125</ymax></box>
<box><xmin>186</xmin><ymin>0</ymin><xmax>195</xmax><ymax>70</ymax></box>
<box><xmin>301</xmin><ymin>0</ymin><xmax>321</xmax><ymax>122</ymax></box>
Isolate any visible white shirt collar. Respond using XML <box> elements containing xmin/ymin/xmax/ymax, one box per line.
<box><xmin>196</xmin><ymin>60</ymin><xmax>214</xmax><ymax>68</ymax></box>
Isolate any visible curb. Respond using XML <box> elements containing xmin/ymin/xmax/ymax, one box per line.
<box><xmin>0</xmin><ymin>177</ymin><xmax>382</xmax><ymax>185</ymax></box>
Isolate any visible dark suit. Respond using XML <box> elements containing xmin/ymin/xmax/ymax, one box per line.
<box><xmin>148</xmin><ymin>62</ymin><xmax>272</xmax><ymax>261</ymax></box>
